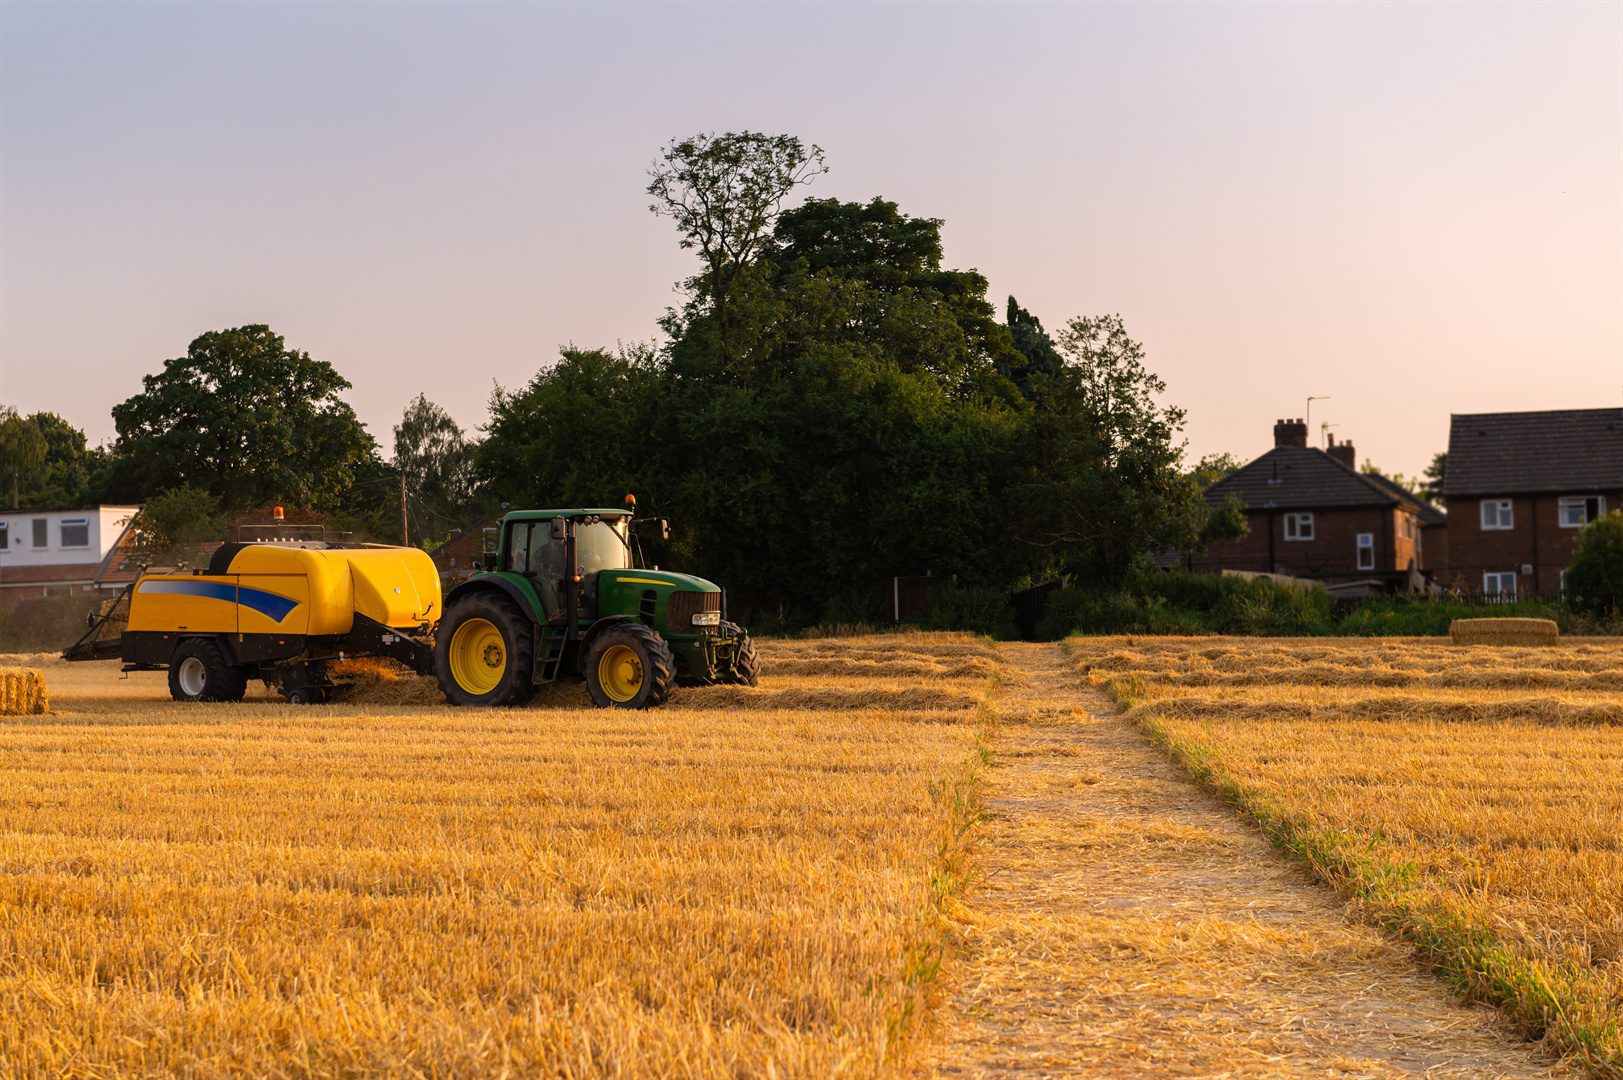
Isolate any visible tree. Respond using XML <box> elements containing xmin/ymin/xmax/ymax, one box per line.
<box><xmin>394</xmin><ymin>394</ymin><xmax>480</xmax><ymax>544</ymax></box>
<box><xmin>478</xmin><ymin>347</ymin><xmax>664</xmax><ymax>513</ymax></box>
<box><xmin>1423</xmin><ymin>451</ymin><xmax>1447</xmax><ymax>504</ymax></box>
<box><xmin>648</xmin><ymin>131</ymin><xmax>827</xmax><ymax>350</ymax></box>
<box><xmin>15</xmin><ymin>412</ymin><xmax>107</xmax><ymax>508</ymax></box>
<box><xmin>108</xmin><ymin>326</ymin><xmax>376</xmax><ymax>509</ymax></box>
<box><xmin>1565</xmin><ymin>511</ymin><xmax>1623</xmax><ymax>618</ymax></box>
<box><xmin>1005</xmin><ymin>296</ymin><xmax>1064</xmax><ymax>398</ymax></box>
<box><xmin>129</xmin><ymin>485</ymin><xmax>226</xmax><ymax>562</ymax></box>
<box><xmin>1360</xmin><ymin>460</ymin><xmax>1422</xmax><ymax>495</ymax></box>
<box><xmin>1010</xmin><ymin>314</ymin><xmax>1206</xmax><ymax>585</ymax></box>
<box><xmin>0</xmin><ymin>406</ymin><xmax>46</xmax><ymax>509</ymax></box>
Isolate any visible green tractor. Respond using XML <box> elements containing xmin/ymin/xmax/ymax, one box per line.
<box><xmin>433</xmin><ymin>498</ymin><xmax>758</xmax><ymax>708</ymax></box>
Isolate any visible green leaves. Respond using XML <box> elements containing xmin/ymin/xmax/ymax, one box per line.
<box><xmin>107</xmin><ymin>325</ymin><xmax>375</xmax><ymax>510</ymax></box>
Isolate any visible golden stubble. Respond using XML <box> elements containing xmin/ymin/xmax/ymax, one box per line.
<box><xmin>0</xmin><ymin>633</ymin><xmax>989</xmax><ymax>1078</ymax></box>
<box><xmin>1072</xmin><ymin>635</ymin><xmax>1623</xmax><ymax>1074</ymax></box>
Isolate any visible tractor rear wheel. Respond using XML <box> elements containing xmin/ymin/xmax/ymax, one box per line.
<box><xmin>168</xmin><ymin>638</ymin><xmax>248</xmax><ymax>703</ymax></box>
<box><xmin>435</xmin><ymin>594</ymin><xmax>537</xmax><ymax>707</ymax></box>
<box><xmin>585</xmin><ymin>624</ymin><xmax>675</xmax><ymax>709</ymax></box>
<box><xmin>718</xmin><ymin>622</ymin><xmax>760</xmax><ymax>687</ymax></box>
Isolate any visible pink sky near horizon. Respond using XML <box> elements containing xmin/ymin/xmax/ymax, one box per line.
<box><xmin>1</xmin><ymin>1</ymin><xmax>1619</xmax><ymax>482</ymax></box>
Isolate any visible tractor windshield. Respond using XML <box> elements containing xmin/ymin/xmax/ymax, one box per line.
<box><xmin>576</xmin><ymin>518</ymin><xmax>632</xmax><ymax>575</ymax></box>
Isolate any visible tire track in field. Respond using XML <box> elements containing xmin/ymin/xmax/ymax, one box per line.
<box><xmin>928</xmin><ymin>642</ymin><xmax>1567</xmax><ymax>1078</ymax></box>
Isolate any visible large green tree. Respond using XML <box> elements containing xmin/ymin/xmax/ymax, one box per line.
<box><xmin>108</xmin><ymin>326</ymin><xmax>376</xmax><ymax>509</ymax></box>
<box><xmin>647</xmin><ymin>132</ymin><xmax>827</xmax><ymax>358</ymax></box>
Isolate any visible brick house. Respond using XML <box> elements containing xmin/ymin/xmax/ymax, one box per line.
<box><xmin>1443</xmin><ymin>408</ymin><xmax>1623</xmax><ymax>599</ymax></box>
<box><xmin>1191</xmin><ymin>420</ymin><xmax>1434</xmax><ymax>592</ymax></box>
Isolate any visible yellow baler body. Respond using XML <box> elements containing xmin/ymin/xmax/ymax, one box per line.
<box><xmin>127</xmin><ymin>545</ymin><xmax>440</xmax><ymax>639</ymax></box>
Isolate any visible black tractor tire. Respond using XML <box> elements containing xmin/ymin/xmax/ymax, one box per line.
<box><xmin>584</xmin><ymin>623</ymin><xmax>676</xmax><ymax>709</ymax></box>
<box><xmin>435</xmin><ymin>593</ymin><xmax>537</xmax><ymax>707</ymax></box>
<box><xmin>168</xmin><ymin>638</ymin><xmax>248</xmax><ymax>703</ymax></box>
<box><xmin>718</xmin><ymin>622</ymin><xmax>760</xmax><ymax>687</ymax></box>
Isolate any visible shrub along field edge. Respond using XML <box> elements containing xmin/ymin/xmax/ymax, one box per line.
<box><xmin>1085</xmin><ymin>661</ymin><xmax>1622</xmax><ymax>1078</ymax></box>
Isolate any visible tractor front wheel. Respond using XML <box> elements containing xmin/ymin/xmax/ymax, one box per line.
<box><xmin>435</xmin><ymin>594</ymin><xmax>537</xmax><ymax>707</ymax></box>
<box><xmin>585</xmin><ymin>624</ymin><xmax>675</xmax><ymax>709</ymax></box>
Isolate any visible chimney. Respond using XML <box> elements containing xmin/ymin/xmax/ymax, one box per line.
<box><xmin>1273</xmin><ymin>418</ymin><xmax>1308</xmax><ymax>449</ymax></box>
<box><xmin>1327</xmin><ymin>434</ymin><xmax>1356</xmax><ymax>470</ymax></box>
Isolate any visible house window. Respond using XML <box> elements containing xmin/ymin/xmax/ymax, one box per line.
<box><xmin>1479</xmin><ymin>499</ymin><xmax>1513</xmax><ymax>531</ymax></box>
<box><xmin>59</xmin><ymin>519</ymin><xmax>90</xmax><ymax>548</ymax></box>
<box><xmin>1558</xmin><ymin>496</ymin><xmax>1605</xmax><ymax>529</ymax></box>
<box><xmin>32</xmin><ymin>518</ymin><xmax>48</xmax><ymax>547</ymax></box>
<box><xmin>1284</xmin><ymin>512</ymin><xmax>1314</xmax><ymax>541</ymax></box>
<box><xmin>1483</xmin><ymin>571</ymin><xmax>1518</xmax><ymax>601</ymax></box>
<box><xmin>0</xmin><ymin>523</ymin><xmax>7</xmax><ymax>548</ymax></box>
<box><xmin>1357</xmin><ymin>533</ymin><xmax>1375</xmax><ymax>571</ymax></box>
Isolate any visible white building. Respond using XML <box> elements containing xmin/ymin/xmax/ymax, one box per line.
<box><xmin>0</xmin><ymin>505</ymin><xmax>140</xmax><ymax>605</ymax></box>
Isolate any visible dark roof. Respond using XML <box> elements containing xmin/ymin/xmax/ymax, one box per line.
<box><xmin>1207</xmin><ymin>446</ymin><xmax>1423</xmax><ymax>512</ymax></box>
<box><xmin>1356</xmin><ymin>469</ymin><xmax>1438</xmax><ymax>518</ymax></box>
<box><xmin>1445</xmin><ymin>408</ymin><xmax>1623</xmax><ymax>497</ymax></box>
<box><xmin>0</xmin><ymin>562</ymin><xmax>105</xmax><ymax>585</ymax></box>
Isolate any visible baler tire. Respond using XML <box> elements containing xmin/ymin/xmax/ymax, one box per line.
<box><xmin>584</xmin><ymin>624</ymin><xmax>675</xmax><ymax>709</ymax></box>
<box><xmin>435</xmin><ymin>594</ymin><xmax>536</xmax><ymax>707</ymax></box>
<box><xmin>718</xmin><ymin>622</ymin><xmax>760</xmax><ymax>687</ymax></box>
<box><xmin>168</xmin><ymin>639</ymin><xmax>248</xmax><ymax>703</ymax></box>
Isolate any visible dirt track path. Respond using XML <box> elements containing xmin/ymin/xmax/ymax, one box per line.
<box><xmin>928</xmin><ymin>642</ymin><xmax>1564</xmax><ymax>1078</ymax></box>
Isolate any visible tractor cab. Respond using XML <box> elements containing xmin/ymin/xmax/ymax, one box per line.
<box><xmin>496</xmin><ymin>511</ymin><xmax>633</xmax><ymax>619</ymax></box>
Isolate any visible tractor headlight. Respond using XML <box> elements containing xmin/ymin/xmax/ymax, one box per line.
<box><xmin>692</xmin><ymin>611</ymin><xmax>721</xmax><ymax>627</ymax></box>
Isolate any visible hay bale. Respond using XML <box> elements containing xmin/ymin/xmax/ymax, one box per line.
<box><xmin>0</xmin><ymin>668</ymin><xmax>49</xmax><ymax>715</ymax></box>
<box><xmin>1449</xmin><ymin>617</ymin><xmax>1560</xmax><ymax>647</ymax></box>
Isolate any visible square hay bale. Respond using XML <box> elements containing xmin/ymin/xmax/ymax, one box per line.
<box><xmin>0</xmin><ymin>668</ymin><xmax>49</xmax><ymax>715</ymax></box>
<box><xmin>1448</xmin><ymin>617</ymin><xmax>1560</xmax><ymax>647</ymax></box>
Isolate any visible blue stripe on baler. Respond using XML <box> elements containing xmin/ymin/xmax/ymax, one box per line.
<box><xmin>138</xmin><ymin>579</ymin><xmax>301</xmax><ymax>622</ymax></box>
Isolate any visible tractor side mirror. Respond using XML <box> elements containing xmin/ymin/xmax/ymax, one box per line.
<box><xmin>660</xmin><ymin>518</ymin><xmax>671</xmax><ymax>542</ymax></box>
<box><xmin>549</xmin><ymin>518</ymin><xmax>566</xmax><ymax>542</ymax></box>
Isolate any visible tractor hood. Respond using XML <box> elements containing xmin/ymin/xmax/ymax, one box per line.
<box><xmin>596</xmin><ymin>568</ymin><xmax>718</xmax><ymax>593</ymax></box>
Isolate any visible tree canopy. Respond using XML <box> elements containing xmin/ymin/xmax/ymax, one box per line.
<box><xmin>108</xmin><ymin>326</ymin><xmax>375</xmax><ymax>509</ymax></box>
<box><xmin>476</xmin><ymin>132</ymin><xmax>1225</xmax><ymax>622</ymax></box>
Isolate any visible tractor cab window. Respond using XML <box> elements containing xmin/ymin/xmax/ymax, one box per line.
<box><xmin>576</xmin><ymin>517</ymin><xmax>632</xmax><ymax>575</ymax></box>
<box><xmin>505</xmin><ymin>520</ymin><xmax>567</xmax><ymax>585</ymax></box>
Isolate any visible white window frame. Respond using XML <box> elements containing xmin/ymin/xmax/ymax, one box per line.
<box><xmin>1558</xmin><ymin>495</ymin><xmax>1605</xmax><ymax>529</ymax></box>
<box><xmin>59</xmin><ymin>518</ymin><xmax>90</xmax><ymax>549</ymax></box>
<box><xmin>1479</xmin><ymin>499</ymin><xmax>1513</xmax><ymax>531</ymax></box>
<box><xmin>1283</xmin><ymin>512</ymin><xmax>1314</xmax><ymax>542</ymax></box>
<box><xmin>1356</xmin><ymin>533</ymin><xmax>1375</xmax><ymax>571</ymax></box>
<box><xmin>1483</xmin><ymin>571</ymin><xmax>1518</xmax><ymax>601</ymax></box>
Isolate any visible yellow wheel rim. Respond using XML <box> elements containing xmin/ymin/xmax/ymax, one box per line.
<box><xmin>449</xmin><ymin>617</ymin><xmax>507</xmax><ymax>696</ymax></box>
<box><xmin>597</xmin><ymin>644</ymin><xmax>644</xmax><ymax>703</ymax></box>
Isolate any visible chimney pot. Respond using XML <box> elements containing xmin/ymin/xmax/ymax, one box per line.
<box><xmin>1328</xmin><ymin>439</ymin><xmax>1357</xmax><ymax>469</ymax></box>
<box><xmin>1273</xmin><ymin>418</ymin><xmax>1308</xmax><ymax>449</ymax></box>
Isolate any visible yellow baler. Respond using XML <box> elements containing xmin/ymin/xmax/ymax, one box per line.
<box><xmin>65</xmin><ymin>542</ymin><xmax>440</xmax><ymax>703</ymax></box>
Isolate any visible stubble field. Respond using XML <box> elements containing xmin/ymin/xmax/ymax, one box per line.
<box><xmin>0</xmin><ymin>636</ymin><xmax>990</xmax><ymax>1077</ymax></box>
<box><xmin>1071</xmin><ymin>636</ymin><xmax>1623</xmax><ymax>1075</ymax></box>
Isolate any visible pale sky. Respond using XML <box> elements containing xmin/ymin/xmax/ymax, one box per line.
<box><xmin>1</xmin><ymin>1</ymin><xmax>1619</xmax><ymax>480</ymax></box>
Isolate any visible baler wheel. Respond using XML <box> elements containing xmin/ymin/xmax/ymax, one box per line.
<box><xmin>167</xmin><ymin>639</ymin><xmax>248</xmax><ymax>703</ymax></box>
